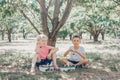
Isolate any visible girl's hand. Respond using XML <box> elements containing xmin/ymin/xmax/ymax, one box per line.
<box><xmin>52</xmin><ymin>48</ymin><xmax>59</xmax><ymax>53</ymax></box>
<box><xmin>35</xmin><ymin>42</ymin><xmax>40</xmax><ymax>54</ymax></box>
<box><xmin>36</xmin><ymin>42</ymin><xmax>41</xmax><ymax>48</ymax></box>
<box><xmin>54</xmin><ymin>48</ymin><xmax>59</xmax><ymax>51</ymax></box>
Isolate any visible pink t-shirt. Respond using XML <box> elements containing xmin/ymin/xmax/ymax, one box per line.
<box><xmin>39</xmin><ymin>45</ymin><xmax>51</xmax><ymax>59</ymax></box>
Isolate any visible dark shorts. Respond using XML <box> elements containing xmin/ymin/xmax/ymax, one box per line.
<box><xmin>68</xmin><ymin>59</ymin><xmax>86</xmax><ymax>68</ymax></box>
<box><xmin>36</xmin><ymin>58</ymin><xmax>52</xmax><ymax>67</ymax></box>
<box><xmin>68</xmin><ymin>59</ymin><xmax>79</xmax><ymax>64</ymax></box>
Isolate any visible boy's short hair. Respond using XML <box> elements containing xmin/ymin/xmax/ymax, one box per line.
<box><xmin>37</xmin><ymin>34</ymin><xmax>48</xmax><ymax>41</ymax></box>
<box><xmin>72</xmin><ymin>35</ymin><xmax>80</xmax><ymax>40</ymax></box>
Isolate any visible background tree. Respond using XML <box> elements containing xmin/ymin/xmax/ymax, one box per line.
<box><xmin>3</xmin><ymin>0</ymin><xmax>73</xmax><ymax>46</ymax></box>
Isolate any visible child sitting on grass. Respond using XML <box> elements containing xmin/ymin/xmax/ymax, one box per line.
<box><xmin>61</xmin><ymin>35</ymin><xmax>88</xmax><ymax>68</ymax></box>
<box><xmin>30</xmin><ymin>34</ymin><xmax>59</xmax><ymax>73</ymax></box>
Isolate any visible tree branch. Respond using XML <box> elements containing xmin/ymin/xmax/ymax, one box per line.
<box><xmin>52</xmin><ymin>0</ymin><xmax>73</xmax><ymax>38</ymax></box>
<box><xmin>37</xmin><ymin>0</ymin><xmax>52</xmax><ymax>22</ymax></box>
<box><xmin>9</xmin><ymin>2</ymin><xmax>40</xmax><ymax>34</ymax></box>
<box><xmin>20</xmin><ymin>10</ymin><xmax>41</xmax><ymax>34</ymax></box>
<box><xmin>113</xmin><ymin>0</ymin><xmax>120</xmax><ymax>6</ymax></box>
<box><xmin>47</xmin><ymin>0</ymin><xmax>52</xmax><ymax>10</ymax></box>
<box><xmin>19</xmin><ymin>0</ymin><xmax>40</xmax><ymax>22</ymax></box>
<box><xmin>37</xmin><ymin>0</ymin><xmax>51</xmax><ymax>35</ymax></box>
<box><xmin>52</xmin><ymin>0</ymin><xmax>60</xmax><ymax>30</ymax></box>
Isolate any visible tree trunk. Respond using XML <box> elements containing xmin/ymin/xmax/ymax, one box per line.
<box><xmin>63</xmin><ymin>36</ymin><xmax>66</xmax><ymax>40</ymax></box>
<box><xmin>79</xmin><ymin>32</ymin><xmax>82</xmax><ymax>39</ymax></box>
<box><xmin>90</xmin><ymin>35</ymin><xmax>92</xmax><ymax>40</ymax></box>
<box><xmin>1</xmin><ymin>31</ymin><xmax>4</xmax><ymax>40</ymax></box>
<box><xmin>23</xmin><ymin>29</ymin><xmax>26</xmax><ymax>39</ymax></box>
<box><xmin>101</xmin><ymin>32</ymin><xmax>105</xmax><ymax>40</ymax></box>
<box><xmin>8</xmin><ymin>29</ymin><xmax>12</xmax><ymax>42</ymax></box>
<box><xmin>93</xmin><ymin>34</ymin><xmax>99</xmax><ymax>42</ymax></box>
<box><xmin>23</xmin><ymin>34</ymin><xmax>26</xmax><ymax>39</ymax></box>
<box><xmin>69</xmin><ymin>33</ymin><xmax>72</xmax><ymax>40</ymax></box>
<box><xmin>48</xmin><ymin>36</ymin><xmax>57</xmax><ymax>47</ymax></box>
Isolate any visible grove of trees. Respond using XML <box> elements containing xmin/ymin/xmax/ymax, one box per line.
<box><xmin>0</xmin><ymin>0</ymin><xmax>120</xmax><ymax>46</ymax></box>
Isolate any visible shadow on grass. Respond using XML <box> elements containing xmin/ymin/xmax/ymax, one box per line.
<box><xmin>103</xmin><ymin>45</ymin><xmax>120</xmax><ymax>50</ymax></box>
<box><xmin>0</xmin><ymin>72</ymin><xmax>62</xmax><ymax>80</ymax></box>
<box><xmin>0</xmin><ymin>51</ymin><xmax>120</xmax><ymax>80</ymax></box>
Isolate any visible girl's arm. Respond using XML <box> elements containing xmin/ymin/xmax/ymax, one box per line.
<box><xmin>35</xmin><ymin>42</ymin><xmax>40</xmax><ymax>54</ymax></box>
<box><xmin>49</xmin><ymin>47</ymin><xmax>59</xmax><ymax>53</ymax></box>
<box><xmin>46</xmin><ymin>45</ymin><xmax>58</xmax><ymax>54</ymax></box>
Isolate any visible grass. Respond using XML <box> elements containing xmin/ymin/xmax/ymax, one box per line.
<box><xmin>109</xmin><ymin>65</ymin><xmax>118</xmax><ymax>71</ymax></box>
<box><xmin>104</xmin><ymin>44</ymin><xmax>120</xmax><ymax>50</ymax></box>
<box><xmin>87</xmin><ymin>53</ymin><xmax>102</xmax><ymax>61</ymax></box>
<box><xmin>0</xmin><ymin>40</ymin><xmax>120</xmax><ymax>80</ymax></box>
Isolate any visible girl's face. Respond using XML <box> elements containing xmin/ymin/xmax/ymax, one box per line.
<box><xmin>38</xmin><ymin>37</ymin><xmax>47</xmax><ymax>47</ymax></box>
<box><xmin>72</xmin><ymin>38</ymin><xmax>80</xmax><ymax>46</ymax></box>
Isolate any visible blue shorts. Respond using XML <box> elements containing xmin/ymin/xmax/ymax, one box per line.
<box><xmin>36</xmin><ymin>58</ymin><xmax>52</xmax><ymax>67</ymax></box>
<box><xmin>68</xmin><ymin>59</ymin><xmax>79</xmax><ymax>64</ymax></box>
<box><xmin>68</xmin><ymin>59</ymin><xmax>86</xmax><ymax>68</ymax></box>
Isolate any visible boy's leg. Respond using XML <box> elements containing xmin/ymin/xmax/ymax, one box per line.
<box><xmin>75</xmin><ymin>59</ymin><xmax>88</xmax><ymax>66</ymax></box>
<box><xmin>61</xmin><ymin>58</ymin><xmax>74</xmax><ymax>66</ymax></box>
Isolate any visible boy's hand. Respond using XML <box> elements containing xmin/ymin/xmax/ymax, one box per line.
<box><xmin>68</xmin><ymin>49</ymin><xmax>74</xmax><ymax>52</ymax></box>
<box><xmin>73</xmin><ymin>50</ymin><xmax>79</xmax><ymax>54</ymax></box>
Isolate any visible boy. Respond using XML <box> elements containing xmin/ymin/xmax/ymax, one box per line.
<box><xmin>61</xmin><ymin>35</ymin><xmax>88</xmax><ymax>68</ymax></box>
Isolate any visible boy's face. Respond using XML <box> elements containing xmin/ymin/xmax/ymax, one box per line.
<box><xmin>38</xmin><ymin>38</ymin><xmax>47</xmax><ymax>47</ymax></box>
<box><xmin>72</xmin><ymin>37</ymin><xmax>80</xmax><ymax>46</ymax></box>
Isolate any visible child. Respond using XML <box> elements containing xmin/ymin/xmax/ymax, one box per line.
<box><xmin>61</xmin><ymin>35</ymin><xmax>88</xmax><ymax>67</ymax></box>
<box><xmin>30</xmin><ymin>34</ymin><xmax>59</xmax><ymax>73</ymax></box>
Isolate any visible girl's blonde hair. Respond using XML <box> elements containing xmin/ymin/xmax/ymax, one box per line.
<box><xmin>37</xmin><ymin>34</ymin><xmax>48</xmax><ymax>41</ymax></box>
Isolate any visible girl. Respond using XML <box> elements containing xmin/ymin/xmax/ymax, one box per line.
<box><xmin>30</xmin><ymin>34</ymin><xmax>59</xmax><ymax>73</ymax></box>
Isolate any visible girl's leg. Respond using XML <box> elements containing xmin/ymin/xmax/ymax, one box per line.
<box><xmin>47</xmin><ymin>49</ymin><xmax>59</xmax><ymax>69</ymax></box>
<box><xmin>31</xmin><ymin>53</ymin><xmax>40</xmax><ymax>72</ymax></box>
<box><xmin>52</xmin><ymin>53</ymin><xmax>59</xmax><ymax>68</ymax></box>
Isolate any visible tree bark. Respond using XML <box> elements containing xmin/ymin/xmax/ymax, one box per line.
<box><xmin>48</xmin><ymin>36</ymin><xmax>57</xmax><ymax>47</ymax></box>
<box><xmin>22</xmin><ymin>29</ymin><xmax>26</xmax><ymax>39</ymax></box>
<box><xmin>79</xmin><ymin>32</ymin><xmax>82</xmax><ymax>39</ymax></box>
<box><xmin>8</xmin><ymin>29</ymin><xmax>12</xmax><ymax>42</ymax></box>
<box><xmin>90</xmin><ymin>35</ymin><xmax>92</xmax><ymax>40</ymax></box>
<box><xmin>1</xmin><ymin>31</ymin><xmax>4</xmax><ymax>40</ymax></box>
<box><xmin>38</xmin><ymin>0</ymin><xmax>49</xmax><ymax>35</ymax></box>
<box><xmin>52</xmin><ymin>0</ymin><xmax>60</xmax><ymax>31</ymax></box>
<box><xmin>69</xmin><ymin>33</ymin><xmax>72</xmax><ymax>40</ymax></box>
<box><xmin>63</xmin><ymin>36</ymin><xmax>66</xmax><ymax>40</ymax></box>
<box><xmin>93</xmin><ymin>34</ymin><xmax>99</xmax><ymax>42</ymax></box>
<box><xmin>101</xmin><ymin>32</ymin><xmax>105</xmax><ymax>40</ymax></box>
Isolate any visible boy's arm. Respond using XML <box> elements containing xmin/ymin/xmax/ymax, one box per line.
<box><xmin>64</xmin><ymin>50</ymin><xmax>72</xmax><ymax>57</ymax></box>
<box><xmin>74</xmin><ymin>50</ymin><xmax>86</xmax><ymax>59</ymax></box>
